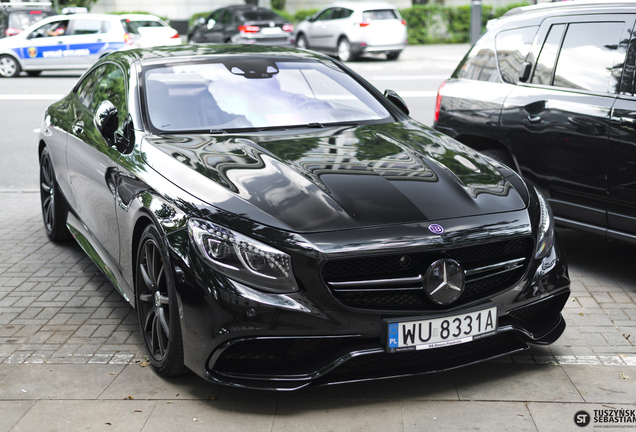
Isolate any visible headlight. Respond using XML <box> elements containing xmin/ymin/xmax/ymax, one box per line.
<box><xmin>188</xmin><ymin>218</ymin><xmax>298</xmax><ymax>293</ymax></box>
<box><xmin>534</xmin><ymin>189</ymin><xmax>555</xmax><ymax>259</ymax></box>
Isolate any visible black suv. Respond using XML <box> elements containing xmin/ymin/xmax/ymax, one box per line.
<box><xmin>434</xmin><ymin>1</ymin><xmax>636</xmax><ymax>245</ymax></box>
<box><xmin>0</xmin><ymin>1</ymin><xmax>56</xmax><ymax>38</ymax></box>
<box><xmin>188</xmin><ymin>5</ymin><xmax>293</xmax><ymax>46</ymax></box>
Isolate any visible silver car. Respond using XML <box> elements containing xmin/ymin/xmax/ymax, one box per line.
<box><xmin>295</xmin><ymin>1</ymin><xmax>407</xmax><ymax>61</ymax></box>
<box><xmin>0</xmin><ymin>13</ymin><xmax>136</xmax><ymax>77</ymax></box>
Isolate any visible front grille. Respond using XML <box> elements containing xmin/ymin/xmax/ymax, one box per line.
<box><xmin>322</xmin><ymin>237</ymin><xmax>533</xmax><ymax>310</ymax></box>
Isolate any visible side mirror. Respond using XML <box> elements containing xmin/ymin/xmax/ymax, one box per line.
<box><xmin>94</xmin><ymin>100</ymin><xmax>119</xmax><ymax>145</ymax></box>
<box><xmin>115</xmin><ymin>114</ymin><xmax>136</xmax><ymax>154</ymax></box>
<box><xmin>519</xmin><ymin>61</ymin><xmax>532</xmax><ymax>83</ymax></box>
<box><xmin>206</xmin><ymin>19</ymin><xmax>216</xmax><ymax>30</ymax></box>
<box><xmin>308</xmin><ymin>16</ymin><xmax>317</xmax><ymax>22</ymax></box>
<box><xmin>384</xmin><ymin>89</ymin><xmax>409</xmax><ymax>116</ymax></box>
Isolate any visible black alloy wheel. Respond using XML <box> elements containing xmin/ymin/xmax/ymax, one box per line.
<box><xmin>39</xmin><ymin>147</ymin><xmax>70</xmax><ymax>241</ymax></box>
<box><xmin>136</xmin><ymin>224</ymin><xmax>187</xmax><ymax>376</ymax></box>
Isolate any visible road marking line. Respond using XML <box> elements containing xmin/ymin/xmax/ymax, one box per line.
<box><xmin>371</xmin><ymin>75</ymin><xmax>448</xmax><ymax>80</ymax></box>
<box><xmin>396</xmin><ymin>91</ymin><xmax>437</xmax><ymax>98</ymax></box>
<box><xmin>0</xmin><ymin>95</ymin><xmax>63</xmax><ymax>100</ymax></box>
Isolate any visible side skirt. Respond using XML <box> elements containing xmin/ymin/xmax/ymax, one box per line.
<box><xmin>66</xmin><ymin>212</ymin><xmax>134</xmax><ymax>306</ymax></box>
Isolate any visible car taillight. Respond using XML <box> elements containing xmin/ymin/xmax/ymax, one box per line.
<box><xmin>359</xmin><ymin>21</ymin><xmax>370</xmax><ymax>27</ymax></box>
<box><xmin>434</xmin><ymin>80</ymin><xmax>446</xmax><ymax>123</ymax></box>
<box><xmin>170</xmin><ymin>32</ymin><xmax>180</xmax><ymax>39</ymax></box>
<box><xmin>5</xmin><ymin>28</ymin><xmax>21</xmax><ymax>37</ymax></box>
<box><xmin>401</xmin><ymin>19</ymin><xmax>407</xmax><ymax>26</ymax></box>
<box><xmin>238</xmin><ymin>25</ymin><xmax>260</xmax><ymax>33</ymax></box>
<box><xmin>124</xmin><ymin>32</ymin><xmax>133</xmax><ymax>45</ymax></box>
<box><xmin>282</xmin><ymin>23</ymin><xmax>293</xmax><ymax>32</ymax></box>
<box><xmin>30</xmin><ymin>10</ymin><xmax>42</xmax><ymax>14</ymax></box>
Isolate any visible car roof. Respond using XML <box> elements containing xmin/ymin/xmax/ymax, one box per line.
<box><xmin>118</xmin><ymin>14</ymin><xmax>163</xmax><ymax>21</ymax></box>
<box><xmin>491</xmin><ymin>0</ymin><xmax>636</xmax><ymax>30</ymax></box>
<box><xmin>220</xmin><ymin>5</ymin><xmax>274</xmax><ymax>12</ymax></box>
<box><xmin>116</xmin><ymin>44</ymin><xmax>332</xmax><ymax>67</ymax></box>
<box><xmin>322</xmin><ymin>1</ymin><xmax>398</xmax><ymax>11</ymax></box>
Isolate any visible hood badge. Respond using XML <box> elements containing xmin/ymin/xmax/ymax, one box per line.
<box><xmin>428</xmin><ymin>224</ymin><xmax>444</xmax><ymax>235</ymax></box>
<box><xmin>424</xmin><ymin>259</ymin><xmax>465</xmax><ymax>305</ymax></box>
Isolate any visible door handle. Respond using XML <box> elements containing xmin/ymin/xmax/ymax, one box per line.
<box><xmin>620</xmin><ymin>117</ymin><xmax>636</xmax><ymax>125</ymax></box>
<box><xmin>72</xmin><ymin>121</ymin><xmax>84</xmax><ymax>135</ymax></box>
<box><xmin>528</xmin><ymin>115</ymin><xmax>541</xmax><ymax>124</ymax></box>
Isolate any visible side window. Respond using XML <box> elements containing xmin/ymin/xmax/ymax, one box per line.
<box><xmin>221</xmin><ymin>11</ymin><xmax>232</xmax><ymax>25</ymax></box>
<box><xmin>315</xmin><ymin>8</ymin><xmax>333</xmax><ymax>21</ymax></box>
<box><xmin>89</xmin><ymin>64</ymin><xmax>127</xmax><ymax>128</ymax></box>
<box><xmin>70</xmin><ymin>19</ymin><xmax>105</xmax><ymax>35</ymax></box>
<box><xmin>76</xmin><ymin>65</ymin><xmax>106</xmax><ymax>107</ymax></box>
<box><xmin>454</xmin><ymin>30</ymin><xmax>500</xmax><ymax>82</ymax></box>
<box><xmin>531</xmin><ymin>24</ymin><xmax>565</xmax><ymax>86</ymax></box>
<box><xmin>30</xmin><ymin>19</ymin><xmax>69</xmax><ymax>38</ymax></box>
<box><xmin>553</xmin><ymin>22</ymin><xmax>624</xmax><ymax>93</ymax></box>
<box><xmin>496</xmin><ymin>26</ymin><xmax>538</xmax><ymax>84</ymax></box>
<box><xmin>208</xmin><ymin>10</ymin><xmax>223</xmax><ymax>26</ymax></box>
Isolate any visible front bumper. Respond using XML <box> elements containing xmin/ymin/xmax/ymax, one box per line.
<box><xmin>170</xmin><ymin>215</ymin><xmax>570</xmax><ymax>391</ymax></box>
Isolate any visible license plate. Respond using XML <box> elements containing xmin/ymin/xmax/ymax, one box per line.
<box><xmin>261</xmin><ymin>27</ymin><xmax>281</xmax><ymax>35</ymax></box>
<box><xmin>386</xmin><ymin>306</ymin><xmax>497</xmax><ymax>352</ymax></box>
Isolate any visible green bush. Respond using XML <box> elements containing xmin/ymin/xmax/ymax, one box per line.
<box><xmin>294</xmin><ymin>9</ymin><xmax>319</xmax><ymax>23</ymax></box>
<box><xmin>271</xmin><ymin>0</ymin><xmax>285</xmax><ymax>12</ymax></box>
<box><xmin>189</xmin><ymin>12</ymin><xmax>211</xmax><ymax>30</ymax></box>
<box><xmin>400</xmin><ymin>5</ymin><xmax>446</xmax><ymax>45</ymax></box>
<box><xmin>399</xmin><ymin>2</ymin><xmax>529</xmax><ymax>44</ymax></box>
<box><xmin>276</xmin><ymin>10</ymin><xmax>294</xmax><ymax>23</ymax></box>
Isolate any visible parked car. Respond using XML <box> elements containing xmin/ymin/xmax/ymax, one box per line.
<box><xmin>434</xmin><ymin>1</ymin><xmax>636</xmax><ymax>246</ymax></box>
<box><xmin>38</xmin><ymin>44</ymin><xmax>569</xmax><ymax>390</ymax></box>
<box><xmin>119</xmin><ymin>14</ymin><xmax>181</xmax><ymax>47</ymax></box>
<box><xmin>295</xmin><ymin>1</ymin><xmax>407</xmax><ymax>61</ymax></box>
<box><xmin>0</xmin><ymin>13</ymin><xmax>138</xmax><ymax>77</ymax></box>
<box><xmin>0</xmin><ymin>1</ymin><xmax>56</xmax><ymax>38</ymax></box>
<box><xmin>188</xmin><ymin>5</ymin><xmax>293</xmax><ymax>46</ymax></box>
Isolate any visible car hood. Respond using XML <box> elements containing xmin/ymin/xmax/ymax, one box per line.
<box><xmin>142</xmin><ymin>122</ymin><xmax>526</xmax><ymax>232</ymax></box>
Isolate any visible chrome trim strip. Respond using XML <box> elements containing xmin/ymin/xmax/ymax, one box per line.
<box><xmin>328</xmin><ymin>275</ymin><xmax>423</xmax><ymax>289</ymax></box>
<box><xmin>465</xmin><ymin>258</ymin><xmax>525</xmax><ymax>277</ymax></box>
<box><xmin>333</xmin><ymin>286</ymin><xmax>423</xmax><ymax>293</ymax></box>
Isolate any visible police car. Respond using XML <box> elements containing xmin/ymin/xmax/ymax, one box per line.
<box><xmin>0</xmin><ymin>13</ymin><xmax>137</xmax><ymax>77</ymax></box>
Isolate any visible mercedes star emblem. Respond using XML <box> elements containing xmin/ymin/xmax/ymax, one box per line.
<box><xmin>424</xmin><ymin>258</ymin><xmax>465</xmax><ymax>305</ymax></box>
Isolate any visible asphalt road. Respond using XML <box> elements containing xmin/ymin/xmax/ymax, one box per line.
<box><xmin>0</xmin><ymin>46</ymin><xmax>457</xmax><ymax>192</ymax></box>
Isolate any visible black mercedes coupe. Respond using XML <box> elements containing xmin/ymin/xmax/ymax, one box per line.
<box><xmin>38</xmin><ymin>45</ymin><xmax>570</xmax><ymax>390</ymax></box>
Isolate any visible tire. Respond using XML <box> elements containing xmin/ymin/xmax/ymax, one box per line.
<box><xmin>480</xmin><ymin>148</ymin><xmax>517</xmax><ymax>172</ymax></box>
<box><xmin>0</xmin><ymin>55</ymin><xmax>21</xmax><ymax>78</ymax></box>
<box><xmin>296</xmin><ymin>33</ymin><xmax>308</xmax><ymax>49</ymax></box>
<box><xmin>39</xmin><ymin>147</ymin><xmax>70</xmax><ymax>241</ymax></box>
<box><xmin>136</xmin><ymin>225</ymin><xmax>187</xmax><ymax>376</ymax></box>
<box><xmin>337</xmin><ymin>37</ymin><xmax>355</xmax><ymax>62</ymax></box>
<box><xmin>27</xmin><ymin>71</ymin><xmax>42</xmax><ymax>77</ymax></box>
<box><xmin>386</xmin><ymin>51</ymin><xmax>401</xmax><ymax>61</ymax></box>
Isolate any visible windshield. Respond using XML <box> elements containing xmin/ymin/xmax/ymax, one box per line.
<box><xmin>143</xmin><ymin>59</ymin><xmax>391</xmax><ymax>132</ymax></box>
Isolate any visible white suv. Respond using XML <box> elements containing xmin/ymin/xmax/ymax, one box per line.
<box><xmin>0</xmin><ymin>13</ymin><xmax>138</xmax><ymax>77</ymax></box>
<box><xmin>295</xmin><ymin>1</ymin><xmax>407</xmax><ymax>61</ymax></box>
